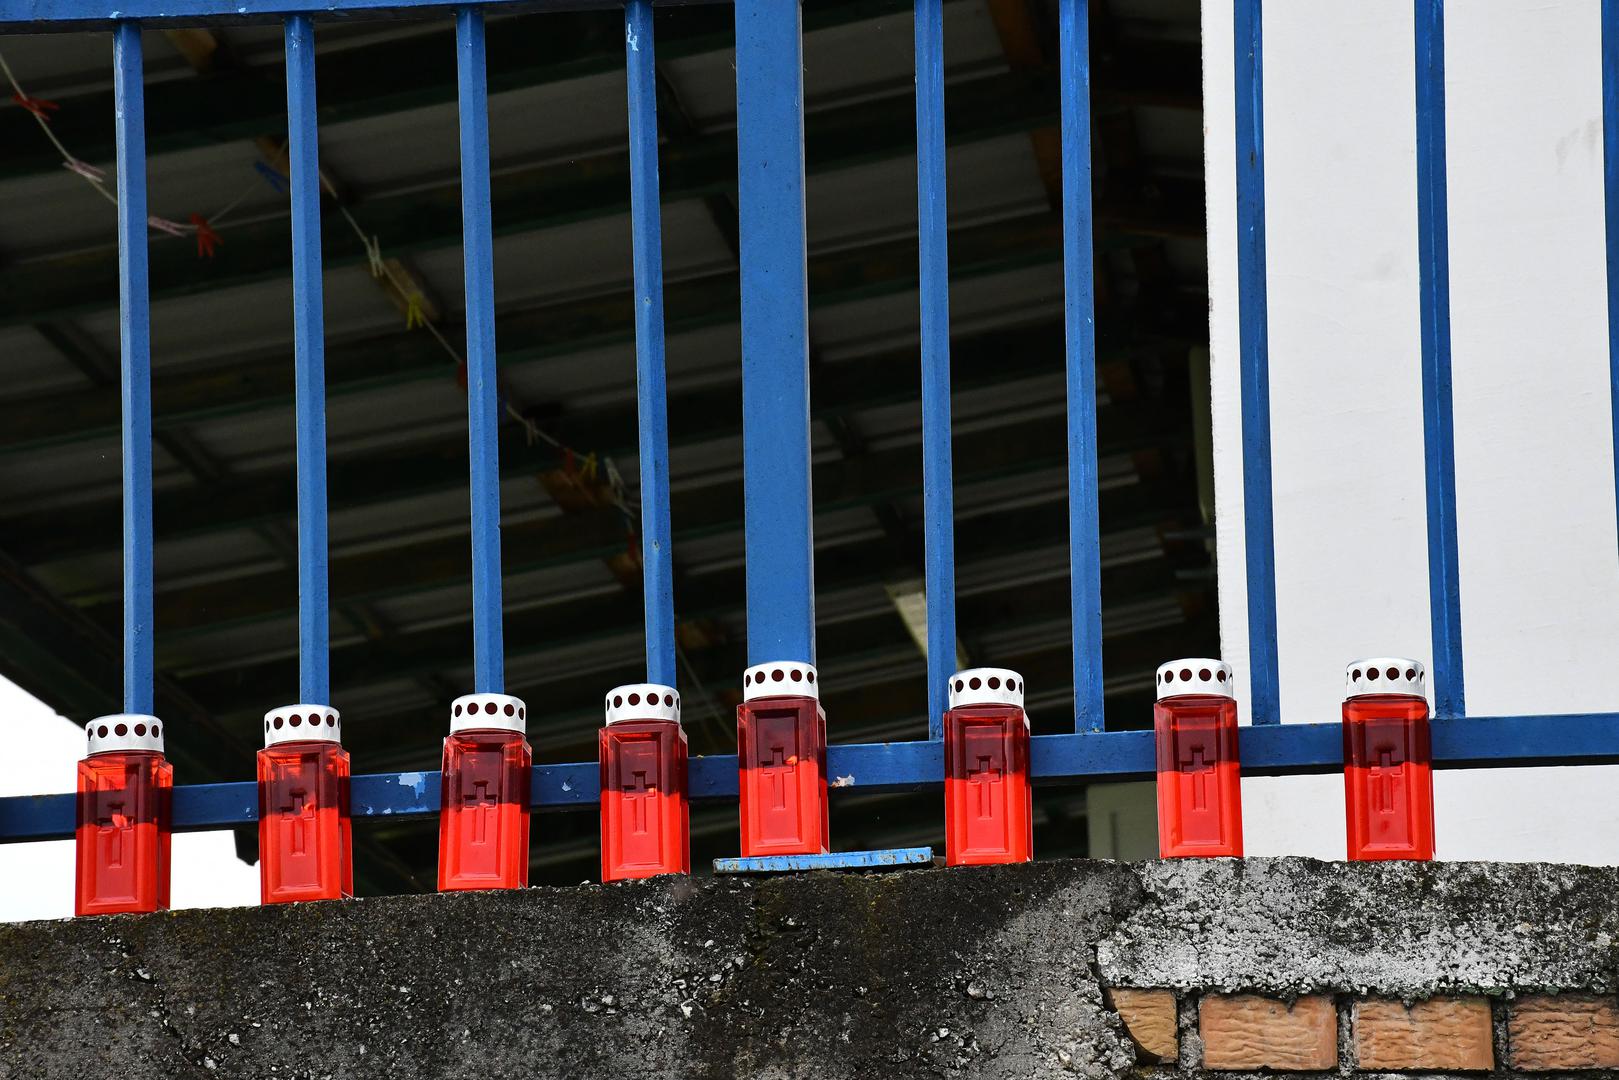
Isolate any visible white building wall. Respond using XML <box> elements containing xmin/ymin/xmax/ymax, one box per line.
<box><xmin>1201</xmin><ymin>0</ymin><xmax>1619</xmax><ymax>863</ymax></box>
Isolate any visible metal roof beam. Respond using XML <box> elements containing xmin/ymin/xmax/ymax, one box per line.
<box><xmin>186</xmin><ymin>503</ymin><xmax>1196</xmax><ymax>741</ymax></box>
<box><xmin>0</xmin><ymin>245</ymin><xmax>1207</xmax><ymax>567</ymax></box>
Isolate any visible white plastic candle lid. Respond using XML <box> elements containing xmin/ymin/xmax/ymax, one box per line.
<box><xmin>85</xmin><ymin>714</ymin><xmax>164</xmax><ymax>755</ymax></box>
<box><xmin>450</xmin><ymin>693</ymin><xmax>527</xmax><ymax>735</ymax></box>
<box><xmin>1155</xmin><ymin>659</ymin><xmax>1235</xmax><ymax>701</ymax></box>
<box><xmin>1346</xmin><ymin>658</ymin><xmax>1426</xmax><ymax>699</ymax></box>
<box><xmin>263</xmin><ymin>704</ymin><xmax>342</xmax><ymax>748</ymax></box>
<box><xmin>604</xmin><ymin>683</ymin><xmax>681</xmax><ymax>725</ymax></box>
<box><xmin>947</xmin><ymin>667</ymin><xmax>1024</xmax><ymax>710</ymax></box>
<box><xmin>742</xmin><ymin>660</ymin><xmax>818</xmax><ymax>702</ymax></box>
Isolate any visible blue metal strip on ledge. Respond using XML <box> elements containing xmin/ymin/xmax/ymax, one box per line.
<box><xmin>8</xmin><ymin>715</ymin><xmax>1619</xmax><ymax>842</ymax></box>
<box><xmin>715</xmin><ymin>847</ymin><xmax>935</xmax><ymax>874</ymax></box>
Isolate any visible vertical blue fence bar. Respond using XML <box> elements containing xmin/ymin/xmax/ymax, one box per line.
<box><xmin>456</xmin><ymin>6</ymin><xmax>506</xmax><ymax>694</ymax></box>
<box><xmin>1602</xmin><ymin>0</ymin><xmax>1619</xmax><ymax>569</ymax></box>
<box><xmin>1233</xmin><ymin>0</ymin><xmax>1280</xmax><ymax>725</ymax></box>
<box><xmin>285</xmin><ymin>14</ymin><xmax>331</xmax><ymax>705</ymax></box>
<box><xmin>624</xmin><ymin>0</ymin><xmax>677</xmax><ymax>688</ymax></box>
<box><xmin>1058</xmin><ymin>0</ymin><xmax>1104</xmax><ymax>732</ymax></box>
<box><xmin>113</xmin><ymin>21</ymin><xmax>154</xmax><ymax>717</ymax></box>
<box><xmin>735</xmin><ymin>0</ymin><xmax>815</xmax><ymax>667</ymax></box>
<box><xmin>1414</xmin><ymin>0</ymin><xmax>1464</xmax><ymax>717</ymax></box>
<box><xmin>914</xmin><ymin>0</ymin><xmax>955</xmax><ymax>740</ymax></box>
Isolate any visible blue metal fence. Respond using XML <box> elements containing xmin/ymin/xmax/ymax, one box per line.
<box><xmin>2</xmin><ymin>0</ymin><xmax>1619</xmax><ymax>847</ymax></box>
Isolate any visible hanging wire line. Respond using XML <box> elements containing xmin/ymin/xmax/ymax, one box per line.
<box><xmin>1</xmin><ymin>48</ymin><xmax>637</xmax><ymax>526</ymax></box>
<box><xmin>3</xmin><ymin>50</ymin><xmax>263</xmax><ymax>236</ymax></box>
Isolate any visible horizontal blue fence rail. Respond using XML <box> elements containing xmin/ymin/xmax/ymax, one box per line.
<box><xmin>0</xmin><ymin>0</ymin><xmax>627</xmax><ymax>30</ymax></box>
<box><xmin>8</xmin><ymin>715</ymin><xmax>1619</xmax><ymax>842</ymax></box>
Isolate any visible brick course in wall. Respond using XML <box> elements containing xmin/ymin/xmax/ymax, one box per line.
<box><xmin>1092</xmin><ymin>989</ymin><xmax>1619</xmax><ymax>1073</ymax></box>
<box><xmin>1354</xmin><ymin>996</ymin><xmax>1494</xmax><ymax>1070</ymax></box>
<box><xmin>1508</xmin><ymin>995</ymin><xmax>1619</xmax><ymax>1071</ymax></box>
<box><xmin>1200</xmin><ymin>994</ymin><xmax>1336</xmax><ymax>1070</ymax></box>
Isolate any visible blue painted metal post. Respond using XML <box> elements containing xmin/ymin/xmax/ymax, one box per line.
<box><xmin>915</xmin><ymin>0</ymin><xmax>955</xmax><ymax>740</ymax></box>
<box><xmin>625</xmin><ymin>0</ymin><xmax>677</xmax><ymax>688</ymax></box>
<box><xmin>735</xmin><ymin>0</ymin><xmax>814</xmax><ymax>666</ymax></box>
<box><xmin>1058</xmin><ymin>0</ymin><xmax>1104</xmax><ymax>733</ymax></box>
<box><xmin>1234</xmin><ymin>0</ymin><xmax>1280</xmax><ymax>724</ymax></box>
<box><xmin>456</xmin><ymin>6</ymin><xmax>506</xmax><ymax>694</ymax></box>
<box><xmin>285</xmin><ymin>14</ymin><xmax>330</xmax><ymax>705</ymax></box>
<box><xmin>113</xmin><ymin>21</ymin><xmax>153</xmax><ymax>717</ymax></box>
<box><xmin>1607</xmin><ymin>0</ymin><xmax>1619</xmax><ymax>568</ymax></box>
<box><xmin>1415</xmin><ymin>0</ymin><xmax>1464</xmax><ymax>717</ymax></box>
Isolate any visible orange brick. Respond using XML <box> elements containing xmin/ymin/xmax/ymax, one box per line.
<box><xmin>1200</xmin><ymin>994</ymin><xmax>1337</xmax><ymax>1071</ymax></box>
<box><xmin>1355</xmin><ymin>997</ymin><xmax>1493</xmax><ymax>1071</ymax></box>
<box><xmin>1510</xmin><ymin>994</ymin><xmax>1619</xmax><ymax>1071</ymax></box>
<box><xmin>1106</xmin><ymin>988</ymin><xmax>1178</xmax><ymax>1062</ymax></box>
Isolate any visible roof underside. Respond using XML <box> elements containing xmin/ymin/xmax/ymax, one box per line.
<box><xmin>0</xmin><ymin>0</ymin><xmax>1212</xmax><ymax>890</ymax></box>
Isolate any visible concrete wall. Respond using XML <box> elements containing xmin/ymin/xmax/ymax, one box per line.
<box><xmin>7</xmin><ymin>858</ymin><xmax>1619</xmax><ymax>1077</ymax></box>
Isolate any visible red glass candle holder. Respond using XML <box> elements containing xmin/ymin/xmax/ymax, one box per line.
<box><xmin>1343</xmin><ymin>658</ymin><xmax>1435</xmax><ymax>861</ymax></box>
<box><xmin>439</xmin><ymin>693</ymin><xmax>532</xmax><ymax>891</ymax></box>
<box><xmin>1153</xmin><ymin>659</ymin><xmax>1243</xmax><ymax>858</ymax></box>
<box><xmin>944</xmin><ymin>668</ymin><xmax>1032</xmax><ymax>866</ymax></box>
<box><xmin>75</xmin><ymin>714</ymin><xmax>172</xmax><ymax>916</ymax></box>
<box><xmin>599</xmin><ymin>683</ymin><xmax>689</xmax><ymax>882</ymax></box>
<box><xmin>258</xmin><ymin>705</ymin><xmax>353</xmax><ymax>905</ymax></box>
<box><xmin>737</xmin><ymin>660</ymin><xmax>828</xmax><ymax>857</ymax></box>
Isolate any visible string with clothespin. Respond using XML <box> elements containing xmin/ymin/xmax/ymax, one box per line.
<box><xmin>2</xmin><ymin>46</ymin><xmax>640</xmax><ymax>541</ymax></box>
<box><xmin>1</xmin><ymin>48</ymin><xmax>253</xmax><ymax>252</ymax></box>
<box><xmin>324</xmin><ymin>181</ymin><xmax>640</xmax><ymax>533</ymax></box>
<box><xmin>261</xmin><ymin>140</ymin><xmax>630</xmax><ymax>509</ymax></box>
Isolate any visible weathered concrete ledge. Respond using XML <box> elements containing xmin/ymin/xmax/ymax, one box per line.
<box><xmin>3</xmin><ymin>858</ymin><xmax>1618</xmax><ymax>1078</ymax></box>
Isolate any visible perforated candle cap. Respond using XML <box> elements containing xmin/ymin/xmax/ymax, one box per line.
<box><xmin>1346</xmin><ymin>657</ymin><xmax>1426</xmax><ymax>700</ymax></box>
<box><xmin>742</xmin><ymin>660</ymin><xmax>818</xmax><ymax>702</ymax></box>
<box><xmin>1155</xmin><ymin>658</ymin><xmax>1235</xmax><ymax>701</ymax></box>
<box><xmin>85</xmin><ymin>713</ymin><xmax>165</xmax><ymax>755</ymax></box>
<box><xmin>947</xmin><ymin>667</ymin><xmax>1025</xmax><ymax>711</ymax></box>
<box><xmin>605</xmin><ymin>683</ymin><xmax>681</xmax><ymax>725</ymax></box>
<box><xmin>263</xmin><ymin>704</ymin><xmax>342</xmax><ymax>747</ymax></box>
<box><xmin>450</xmin><ymin>693</ymin><xmax>527</xmax><ymax>734</ymax></box>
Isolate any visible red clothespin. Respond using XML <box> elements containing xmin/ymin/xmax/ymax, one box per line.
<box><xmin>12</xmin><ymin>92</ymin><xmax>59</xmax><ymax>121</ymax></box>
<box><xmin>189</xmin><ymin>214</ymin><xmax>222</xmax><ymax>259</ymax></box>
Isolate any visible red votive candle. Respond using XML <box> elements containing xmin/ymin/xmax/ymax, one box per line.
<box><xmin>599</xmin><ymin>683</ymin><xmax>689</xmax><ymax>882</ymax></box>
<box><xmin>944</xmin><ymin>667</ymin><xmax>1032</xmax><ymax>866</ymax></box>
<box><xmin>1343</xmin><ymin>658</ymin><xmax>1434</xmax><ymax>861</ymax></box>
<box><xmin>439</xmin><ymin>693</ymin><xmax>531</xmax><ymax>892</ymax></box>
<box><xmin>258</xmin><ymin>705</ymin><xmax>353</xmax><ymax>904</ymax></box>
<box><xmin>75</xmin><ymin>714</ymin><xmax>172</xmax><ymax>917</ymax></box>
<box><xmin>1153</xmin><ymin>658</ymin><xmax>1243</xmax><ymax>858</ymax></box>
<box><xmin>736</xmin><ymin>660</ymin><xmax>828</xmax><ymax>857</ymax></box>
